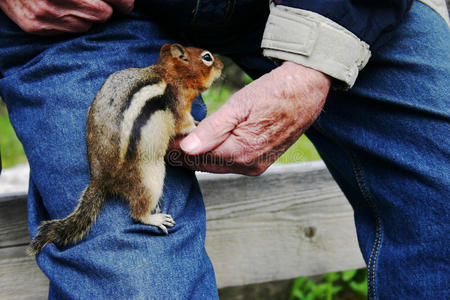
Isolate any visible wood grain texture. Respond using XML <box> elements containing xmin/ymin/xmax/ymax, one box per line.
<box><xmin>0</xmin><ymin>246</ymin><xmax>49</xmax><ymax>300</ymax></box>
<box><xmin>199</xmin><ymin>162</ymin><xmax>365</xmax><ymax>288</ymax></box>
<box><xmin>0</xmin><ymin>162</ymin><xmax>365</xmax><ymax>296</ymax></box>
<box><xmin>0</xmin><ymin>196</ymin><xmax>29</xmax><ymax>248</ymax></box>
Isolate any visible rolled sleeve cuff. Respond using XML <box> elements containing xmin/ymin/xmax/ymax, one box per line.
<box><xmin>261</xmin><ymin>4</ymin><xmax>372</xmax><ymax>89</ymax></box>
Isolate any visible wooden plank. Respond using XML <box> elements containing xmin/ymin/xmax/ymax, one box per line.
<box><xmin>0</xmin><ymin>162</ymin><xmax>365</xmax><ymax>295</ymax></box>
<box><xmin>0</xmin><ymin>246</ymin><xmax>48</xmax><ymax>300</ymax></box>
<box><xmin>0</xmin><ymin>196</ymin><xmax>29</xmax><ymax>248</ymax></box>
<box><xmin>199</xmin><ymin>162</ymin><xmax>365</xmax><ymax>288</ymax></box>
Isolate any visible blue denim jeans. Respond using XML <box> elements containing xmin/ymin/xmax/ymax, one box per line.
<box><xmin>0</xmin><ymin>1</ymin><xmax>449</xmax><ymax>299</ymax></box>
<box><xmin>307</xmin><ymin>3</ymin><xmax>450</xmax><ymax>298</ymax></box>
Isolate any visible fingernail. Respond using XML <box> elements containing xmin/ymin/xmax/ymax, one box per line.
<box><xmin>180</xmin><ymin>134</ymin><xmax>201</xmax><ymax>153</ymax></box>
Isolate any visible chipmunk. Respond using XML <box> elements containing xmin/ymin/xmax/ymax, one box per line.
<box><xmin>27</xmin><ymin>44</ymin><xmax>223</xmax><ymax>255</ymax></box>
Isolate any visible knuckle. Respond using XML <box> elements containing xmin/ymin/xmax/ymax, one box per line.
<box><xmin>31</xmin><ymin>1</ymin><xmax>51</xmax><ymax>18</ymax></box>
<box><xmin>57</xmin><ymin>16</ymin><xmax>93</xmax><ymax>33</ymax></box>
<box><xmin>97</xmin><ymin>6</ymin><xmax>113</xmax><ymax>21</ymax></box>
<box><xmin>79</xmin><ymin>0</ymin><xmax>113</xmax><ymax>21</ymax></box>
<box><xmin>21</xmin><ymin>20</ymin><xmax>44</xmax><ymax>34</ymax></box>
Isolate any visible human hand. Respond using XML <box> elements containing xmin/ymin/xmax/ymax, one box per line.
<box><xmin>167</xmin><ymin>61</ymin><xmax>330</xmax><ymax>176</ymax></box>
<box><xmin>0</xmin><ymin>0</ymin><xmax>134</xmax><ymax>35</ymax></box>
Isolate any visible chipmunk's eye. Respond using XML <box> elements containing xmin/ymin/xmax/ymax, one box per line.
<box><xmin>201</xmin><ymin>51</ymin><xmax>214</xmax><ymax>66</ymax></box>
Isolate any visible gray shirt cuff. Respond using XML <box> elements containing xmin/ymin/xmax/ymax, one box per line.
<box><xmin>261</xmin><ymin>4</ymin><xmax>372</xmax><ymax>89</ymax></box>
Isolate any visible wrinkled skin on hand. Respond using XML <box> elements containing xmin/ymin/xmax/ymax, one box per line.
<box><xmin>0</xmin><ymin>0</ymin><xmax>134</xmax><ymax>35</ymax></box>
<box><xmin>168</xmin><ymin>61</ymin><xmax>331</xmax><ymax>176</ymax></box>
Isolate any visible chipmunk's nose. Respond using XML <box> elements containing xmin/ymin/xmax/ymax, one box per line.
<box><xmin>214</xmin><ymin>57</ymin><xmax>224</xmax><ymax>70</ymax></box>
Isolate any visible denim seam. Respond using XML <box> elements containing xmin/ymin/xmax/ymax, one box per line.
<box><xmin>350</xmin><ymin>155</ymin><xmax>383</xmax><ymax>300</ymax></box>
<box><xmin>311</xmin><ymin>120</ymin><xmax>383</xmax><ymax>300</ymax></box>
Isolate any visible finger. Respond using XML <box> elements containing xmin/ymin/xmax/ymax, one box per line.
<box><xmin>166</xmin><ymin>147</ymin><xmax>260</xmax><ymax>175</ymax></box>
<box><xmin>180</xmin><ymin>105</ymin><xmax>242</xmax><ymax>155</ymax></box>
<box><xmin>38</xmin><ymin>15</ymin><xmax>93</xmax><ymax>34</ymax></box>
<box><xmin>167</xmin><ymin>135</ymin><xmax>185</xmax><ymax>150</ymax></box>
<box><xmin>20</xmin><ymin>17</ymin><xmax>93</xmax><ymax>35</ymax></box>
<box><xmin>52</xmin><ymin>0</ymin><xmax>113</xmax><ymax>23</ymax></box>
<box><xmin>17</xmin><ymin>1</ymin><xmax>99</xmax><ymax>34</ymax></box>
<box><xmin>210</xmin><ymin>130</ymin><xmax>256</xmax><ymax>162</ymax></box>
<box><xmin>103</xmin><ymin>0</ymin><xmax>134</xmax><ymax>13</ymax></box>
<box><xmin>0</xmin><ymin>0</ymin><xmax>88</xmax><ymax>35</ymax></box>
<box><xmin>66</xmin><ymin>0</ymin><xmax>113</xmax><ymax>22</ymax></box>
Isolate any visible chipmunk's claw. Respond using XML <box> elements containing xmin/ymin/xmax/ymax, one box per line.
<box><xmin>141</xmin><ymin>213</ymin><xmax>175</xmax><ymax>234</ymax></box>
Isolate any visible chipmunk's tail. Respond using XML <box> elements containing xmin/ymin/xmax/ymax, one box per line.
<box><xmin>27</xmin><ymin>183</ymin><xmax>105</xmax><ymax>256</ymax></box>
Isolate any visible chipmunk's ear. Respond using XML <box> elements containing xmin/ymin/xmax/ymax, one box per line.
<box><xmin>160</xmin><ymin>43</ymin><xmax>171</xmax><ymax>55</ymax></box>
<box><xmin>170</xmin><ymin>44</ymin><xmax>189</xmax><ymax>63</ymax></box>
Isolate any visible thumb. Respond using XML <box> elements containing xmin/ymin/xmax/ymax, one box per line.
<box><xmin>180</xmin><ymin>105</ymin><xmax>239</xmax><ymax>155</ymax></box>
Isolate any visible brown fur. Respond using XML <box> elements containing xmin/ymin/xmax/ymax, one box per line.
<box><xmin>27</xmin><ymin>44</ymin><xmax>223</xmax><ymax>255</ymax></box>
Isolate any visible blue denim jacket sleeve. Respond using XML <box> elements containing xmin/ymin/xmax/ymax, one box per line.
<box><xmin>276</xmin><ymin>0</ymin><xmax>413</xmax><ymax>50</ymax></box>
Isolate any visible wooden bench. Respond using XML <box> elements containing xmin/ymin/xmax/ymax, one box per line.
<box><xmin>0</xmin><ymin>162</ymin><xmax>365</xmax><ymax>299</ymax></box>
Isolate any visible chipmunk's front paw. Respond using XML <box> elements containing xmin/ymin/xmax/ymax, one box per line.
<box><xmin>142</xmin><ymin>213</ymin><xmax>175</xmax><ymax>234</ymax></box>
<box><xmin>177</xmin><ymin>115</ymin><xmax>197</xmax><ymax>135</ymax></box>
<box><xmin>179</xmin><ymin>123</ymin><xmax>196</xmax><ymax>135</ymax></box>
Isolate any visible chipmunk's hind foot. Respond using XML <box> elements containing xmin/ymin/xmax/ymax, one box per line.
<box><xmin>141</xmin><ymin>213</ymin><xmax>175</xmax><ymax>234</ymax></box>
